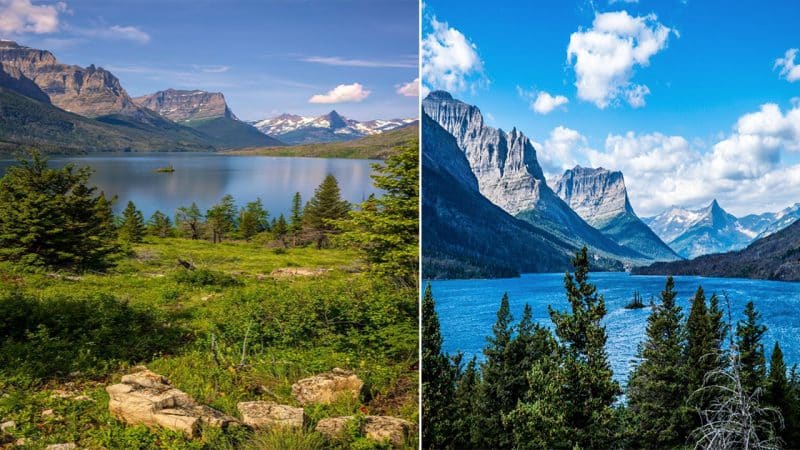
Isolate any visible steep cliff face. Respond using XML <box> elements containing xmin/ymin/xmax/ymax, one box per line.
<box><xmin>0</xmin><ymin>63</ymin><xmax>50</xmax><ymax>103</ymax></box>
<box><xmin>422</xmin><ymin>91</ymin><xmax>647</xmax><ymax>263</ymax></box>
<box><xmin>553</xmin><ymin>166</ymin><xmax>680</xmax><ymax>261</ymax></box>
<box><xmin>0</xmin><ymin>40</ymin><xmax>143</xmax><ymax>118</ymax></box>
<box><xmin>133</xmin><ymin>89</ymin><xmax>236</xmax><ymax>122</ymax></box>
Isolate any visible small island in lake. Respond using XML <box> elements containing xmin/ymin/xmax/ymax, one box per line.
<box><xmin>154</xmin><ymin>164</ymin><xmax>175</xmax><ymax>173</ymax></box>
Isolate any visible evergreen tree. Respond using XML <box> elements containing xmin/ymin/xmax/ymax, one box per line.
<box><xmin>708</xmin><ymin>293</ymin><xmax>728</xmax><ymax>353</ymax></box>
<box><xmin>238</xmin><ymin>198</ymin><xmax>269</xmax><ymax>240</ymax></box>
<box><xmin>290</xmin><ymin>192</ymin><xmax>303</xmax><ymax>233</ymax></box>
<box><xmin>147</xmin><ymin>210</ymin><xmax>173</xmax><ymax>238</ymax></box>
<box><xmin>422</xmin><ymin>284</ymin><xmax>457</xmax><ymax>450</ymax></box>
<box><xmin>303</xmin><ymin>174</ymin><xmax>350</xmax><ymax>248</ymax></box>
<box><xmin>736</xmin><ymin>301</ymin><xmax>767</xmax><ymax>395</ymax></box>
<box><xmin>272</xmin><ymin>214</ymin><xmax>289</xmax><ymax>242</ymax></box>
<box><xmin>766</xmin><ymin>342</ymin><xmax>795</xmax><ymax>445</ymax></box>
<box><xmin>337</xmin><ymin>144</ymin><xmax>419</xmax><ymax>286</ymax></box>
<box><xmin>206</xmin><ymin>194</ymin><xmax>237</xmax><ymax>243</ymax></box>
<box><xmin>175</xmin><ymin>202</ymin><xmax>203</xmax><ymax>239</ymax></box>
<box><xmin>452</xmin><ymin>357</ymin><xmax>482</xmax><ymax>449</ymax></box>
<box><xmin>627</xmin><ymin>276</ymin><xmax>688</xmax><ymax>448</ymax></box>
<box><xmin>477</xmin><ymin>293</ymin><xmax>515</xmax><ymax>448</ymax></box>
<box><xmin>685</xmin><ymin>286</ymin><xmax>724</xmax><ymax>431</ymax></box>
<box><xmin>118</xmin><ymin>201</ymin><xmax>145</xmax><ymax>243</ymax></box>
<box><xmin>0</xmin><ymin>152</ymin><xmax>118</xmax><ymax>270</ymax></box>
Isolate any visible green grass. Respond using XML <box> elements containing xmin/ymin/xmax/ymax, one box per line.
<box><xmin>0</xmin><ymin>237</ymin><xmax>417</xmax><ymax>449</ymax></box>
<box><xmin>226</xmin><ymin>124</ymin><xmax>418</xmax><ymax>160</ymax></box>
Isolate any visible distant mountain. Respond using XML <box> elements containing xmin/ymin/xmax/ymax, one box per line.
<box><xmin>252</xmin><ymin>110</ymin><xmax>415</xmax><ymax>145</ymax></box>
<box><xmin>422</xmin><ymin>91</ymin><xmax>648</xmax><ymax>266</ymax></box>
<box><xmin>644</xmin><ymin>200</ymin><xmax>757</xmax><ymax>259</ymax></box>
<box><xmin>228</xmin><ymin>121</ymin><xmax>419</xmax><ymax>160</ymax></box>
<box><xmin>739</xmin><ymin>203</ymin><xmax>800</xmax><ymax>240</ymax></box>
<box><xmin>422</xmin><ymin>113</ymin><xmax>623</xmax><ymax>279</ymax></box>
<box><xmin>552</xmin><ymin>166</ymin><xmax>680</xmax><ymax>261</ymax></box>
<box><xmin>133</xmin><ymin>89</ymin><xmax>283</xmax><ymax>148</ymax></box>
<box><xmin>633</xmin><ymin>218</ymin><xmax>800</xmax><ymax>281</ymax></box>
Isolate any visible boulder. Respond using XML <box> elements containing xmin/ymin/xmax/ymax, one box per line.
<box><xmin>45</xmin><ymin>444</ymin><xmax>76</xmax><ymax>450</ymax></box>
<box><xmin>0</xmin><ymin>420</ymin><xmax>14</xmax><ymax>432</ymax></box>
<box><xmin>237</xmin><ymin>401</ymin><xmax>306</xmax><ymax>429</ymax></box>
<box><xmin>291</xmin><ymin>368</ymin><xmax>363</xmax><ymax>405</ymax></box>
<box><xmin>315</xmin><ymin>415</ymin><xmax>413</xmax><ymax>446</ymax></box>
<box><xmin>106</xmin><ymin>368</ymin><xmax>238</xmax><ymax>437</ymax></box>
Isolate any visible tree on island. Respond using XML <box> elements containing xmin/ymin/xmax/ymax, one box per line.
<box><xmin>0</xmin><ymin>151</ymin><xmax>118</xmax><ymax>270</ymax></box>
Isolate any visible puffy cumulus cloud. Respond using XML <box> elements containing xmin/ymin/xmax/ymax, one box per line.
<box><xmin>396</xmin><ymin>78</ymin><xmax>419</xmax><ymax>97</ymax></box>
<box><xmin>0</xmin><ymin>0</ymin><xmax>66</xmax><ymax>34</ymax></box>
<box><xmin>308</xmin><ymin>83</ymin><xmax>371</xmax><ymax>104</ymax></box>
<box><xmin>566</xmin><ymin>11</ymin><xmax>673</xmax><ymax>108</ymax></box>
<box><xmin>422</xmin><ymin>17</ymin><xmax>486</xmax><ymax>93</ymax></box>
<box><xmin>533</xmin><ymin>91</ymin><xmax>569</xmax><ymax>114</ymax></box>
<box><xmin>534</xmin><ymin>126</ymin><xmax>586</xmax><ymax>177</ymax></box>
<box><xmin>775</xmin><ymin>48</ymin><xmax>800</xmax><ymax>82</ymax></box>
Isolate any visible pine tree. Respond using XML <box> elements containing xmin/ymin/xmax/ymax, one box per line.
<box><xmin>147</xmin><ymin>210</ymin><xmax>173</xmax><ymax>238</ymax></box>
<box><xmin>118</xmin><ymin>201</ymin><xmax>145</xmax><ymax>243</ymax></box>
<box><xmin>422</xmin><ymin>284</ymin><xmax>457</xmax><ymax>450</ymax></box>
<box><xmin>336</xmin><ymin>144</ymin><xmax>419</xmax><ymax>286</ymax></box>
<box><xmin>272</xmin><ymin>214</ymin><xmax>289</xmax><ymax>243</ymax></box>
<box><xmin>206</xmin><ymin>194</ymin><xmax>237</xmax><ymax>243</ymax></box>
<box><xmin>452</xmin><ymin>357</ymin><xmax>481</xmax><ymax>449</ymax></box>
<box><xmin>477</xmin><ymin>293</ymin><xmax>515</xmax><ymax>448</ymax></box>
<box><xmin>0</xmin><ymin>152</ymin><xmax>118</xmax><ymax>270</ymax></box>
<box><xmin>628</xmin><ymin>276</ymin><xmax>688</xmax><ymax>448</ymax></box>
<box><xmin>290</xmin><ymin>192</ymin><xmax>303</xmax><ymax>233</ymax></box>
<box><xmin>303</xmin><ymin>174</ymin><xmax>350</xmax><ymax>248</ymax></box>
<box><xmin>766</xmin><ymin>342</ymin><xmax>794</xmax><ymax>445</ymax></box>
<box><xmin>736</xmin><ymin>301</ymin><xmax>767</xmax><ymax>395</ymax></box>
<box><xmin>238</xmin><ymin>198</ymin><xmax>268</xmax><ymax>240</ymax></box>
<box><xmin>176</xmin><ymin>202</ymin><xmax>203</xmax><ymax>239</ymax></box>
<box><xmin>685</xmin><ymin>286</ymin><xmax>724</xmax><ymax>431</ymax></box>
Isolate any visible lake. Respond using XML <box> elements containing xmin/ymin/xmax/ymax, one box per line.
<box><xmin>0</xmin><ymin>153</ymin><xmax>380</xmax><ymax>218</ymax></box>
<box><xmin>429</xmin><ymin>272</ymin><xmax>800</xmax><ymax>384</ymax></box>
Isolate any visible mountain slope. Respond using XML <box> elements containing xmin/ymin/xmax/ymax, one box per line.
<box><xmin>133</xmin><ymin>89</ymin><xmax>283</xmax><ymax>148</ymax></box>
<box><xmin>645</xmin><ymin>200</ymin><xmax>752</xmax><ymax>258</ymax></box>
<box><xmin>253</xmin><ymin>111</ymin><xmax>415</xmax><ymax>144</ymax></box>
<box><xmin>632</xmin><ymin>219</ymin><xmax>800</xmax><ymax>281</ymax></box>
<box><xmin>422</xmin><ymin>113</ymin><xmax>623</xmax><ymax>279</ymax></box>
<box><xmin>228</xmin><ymin>122</ymin><xmax>419</xmax><ymax>159</ymax></box>
<box><xmin>422</xmin><ymin>90</ymin><xmax>648</xmax><ymax>264</ymax></box>
<box><xmin>552</xmin><ymin>166</ymin><xmax>680</xmax><ymax>261</ymax></box>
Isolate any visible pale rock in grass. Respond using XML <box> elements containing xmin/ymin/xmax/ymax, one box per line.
<box><xmin>315</xmin><ymin>415</ymin><xmax>413</xmax><ymax>446</ymax></box>
<box><xmin>236</xmin><ymin>401</ymin><xmax>306</xmax><ymax>429</ymax></box>
<box><xmin>291</xmin><ymin>368</ymin><xmax>364</xmax><ymax>405</ymax></box>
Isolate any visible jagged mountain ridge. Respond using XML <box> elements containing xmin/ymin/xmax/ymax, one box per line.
<box><xmin>253</xmin><ymin>110</ymin><xmax>415</xmax><ymax>145</ymax></box>
<box><xmin>421</xmin><ymin>113</ymin><xmax>624</xmax><ymax>279</ymax></box>
<box><xmin>552</xmin><ymin>166</ymin><xmax>680</xmax><ymax>261</ymax></box>
<box><xmin>422</xmin><ymin>90</ymin><xmax>648</xmax><ymax>264</ymax></box>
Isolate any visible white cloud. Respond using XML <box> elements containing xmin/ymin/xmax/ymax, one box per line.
<box><xmin>301</xmin><ymin>56</ymin><xmax>417</xmax><ymax>68</ymax></box>
<box><xmin>535</xmin><ymin>126</ymin><xmax>585</xmax><ymax>176</ymax></box>
<box><xmin>566</xmin><ymin>11</ymin><xmax>673</xmax><ymax>108</ymax></box>
<box><xmin>421</xmin><ymin>17</ymin><xmax>486</xmax><ymax>93</ymax></box>
<box><xmin>533</xmin><ymin>91</ymin><xmax>569</xmax><ymax>114</ymax></box>
<box><xmin>397</xmin><ymin>78</ymin><xmax>419</xmax><ymax>97</ymax></box>
<box><xmin>0</xmin><ymin>0</ymin><xmax>65</xmax><ymax>34</ymax></box>
<box><xmin>775</xmin><ymin>48</ymin><xmax>800</xmax><ymax>82</ymax></box>
<box><xmin>71</xmin><ymin>24</ymin><xmax>151</xmax><ymax>44</ymax></box>
<box><xmin>192</xmin><ymin>64</ymin><xmax>230</xmax><ymax>73</ymax></box>
<box><xmin>308</xmin><ymin>83</ymin><xmax>371</xmax><ymax>104</ymax></box>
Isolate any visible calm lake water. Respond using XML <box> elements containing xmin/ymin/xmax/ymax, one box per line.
<box><xmin>0</xmin><ymin>153</ymin><xmax>379</xmax><ymax>218</ymax></box>
<box><xmin>430</xmin><ymin>272</ymin><xmax>800</xmax><ymax>384</ymax></box>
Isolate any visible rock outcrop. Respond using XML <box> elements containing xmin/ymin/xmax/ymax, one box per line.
<box><xmin>315</xmin><ymin>415</ymin><xmax>413</xmax><ymax>446</ymax></box>
<box><xmin>133</xmin><ymin>89</ymin><xmax>236</xmax><ymax>123</ymax></box>
<box><xmin>291</xmin><ymin>368</ymin><xmax>363</xmax><ymax>405</ymax></box>
<box><xmin>236</xmin><ymin>401</ymin><xmax>306</xmax><ymax>429</ymax></box>
<box><xmin>106</xmin><ymin>369</ymin><xmax>238</xmax><ymax>437</ymax></box>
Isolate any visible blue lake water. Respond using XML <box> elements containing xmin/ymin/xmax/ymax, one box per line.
<box><xmin>430</xmin><ymin>272</ymin><xmax>800</xmax><ymax>384</ymax></box>
<box><xmin>0</xmin><ymin>153</ymin><xmax>379</xmax><ymax>219</ymax></box>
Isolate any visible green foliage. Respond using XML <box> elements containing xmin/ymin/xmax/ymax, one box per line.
<box><xmin>206</xmin><ymin>194</ymin><xmax>237</xmax><ymax>243</ymax></box>
<box><xmin>238</xmin><ymin>198</ymin><xmax>269</xmax><ymax>241</ymax></box>
<box><xmin>0</xmin><ymin>152</ymin><xmax>118</xmax><ymax>270</ymax></box>
<box><xmin>736</xmin><ymin>301</ymin><xmax>767</xmax><ymax>395</ymax></box>
<box><xmin>765</xmin><ymin>342</ymin><xmax>796</xmax><ymax>445</ymax></box>
<box><xmin>272</xmin><ymin>214</ymin><xmax>289</xmax><ymax>241</ymax></box>
<box><xmin>148</xmin><ymin>210</ymin><xmax>174</xmax><ymax>238</ymax></box>
<box><xmin>627</xmin><ymin>276</ymin><xmax>689</xmax><ymax>448</ymax></box>
<box><xmin>176</xmin><ymin>202</ymin><xmax>204</xmax><ymax>239</ymax></box>
<box><xmin>338</xmin><ymin>144</ymin><xmax>419</xmax><ymax>287</ymax></box>
<box><xmin>290</xmin><ymin>192</ymin><xmax>303</xmax><ymax>233</ymax></box>
<box><xmin>118</xmin><ymin>200</ymin><xmax>146</xmax><ymax>243</ymax></box>
<box><xmin>244</xmin><ymin>427</ymin><xmax>326</xmax><ymax>450</ymax></box>
<box><xmin>303</xmin><ymin>175</ymin><xmax>350</xmax><ymax>248</ymax></box>
<box><xmin>173</xmin><ymin>268</ymin><xmax>241</xmax><ymax>288</ymax></box>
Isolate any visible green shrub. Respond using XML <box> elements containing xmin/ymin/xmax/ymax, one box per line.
<box><xmin>173</xmin><ymin>268</ymin><xmax>241</xmax><ymax>288</ymax></box>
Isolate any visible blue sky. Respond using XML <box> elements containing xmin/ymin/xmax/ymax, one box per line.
<box><xmin>422</xmin><ymin>0</ymin><xmax>800</xmax><ymax>216</ymax></box>
<box><xmin>1</xmin><ymin>0</ymin><xmax>419</xmax><ymax>121</ymax></box>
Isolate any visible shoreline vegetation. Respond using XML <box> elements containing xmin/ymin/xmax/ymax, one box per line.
<box><xmin>0</xmin><ymin>143</ymin><xmax>419</xmax><ymax>449</ymax></box>
<box><xmin>423</xmin><ymin>247</ymin><xmax>800</xmax><ymax>449</ymax></box>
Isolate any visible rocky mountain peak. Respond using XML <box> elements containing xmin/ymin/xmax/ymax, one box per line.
<box><xmin>425</xmin><ymin>90</ymin><xmax>454</xmax><ymax>101</ymax></box>
<box><xmin>324</xmin><ymin>110</ymin><xmax>348</xmax><ymax>129</ymax></box>
<box><xmin>552</xmin><ymin>166</ymin><xmax>634</xmax><ymax>227</ymax></box>
<box><xmin>133</xmin><ymin>89</ymin><xmax>236</xmax><ymax>123</ymax></box>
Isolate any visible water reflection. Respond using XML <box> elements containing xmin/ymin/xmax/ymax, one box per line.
<box><xmin>0</xmin><ymin>153</ymin><xmax>380</xmax><ymax>218</ymax></box>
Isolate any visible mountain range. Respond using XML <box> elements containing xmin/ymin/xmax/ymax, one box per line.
<box><xmin>252</xmin><ymin>111</ymin><xmax>416</xmax><ymax>145</ymax></box>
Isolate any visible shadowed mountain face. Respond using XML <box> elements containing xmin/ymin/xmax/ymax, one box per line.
<box><xmin>422</xmin><ymin>113</ymin><xmax>624</xmax><ymax>279</ymax></box>
<box><xmin>422</xmin><ymin>91</ymin><xmax>649</xmax><ymax>266</ymax></box>
<box><xmin>552</xmin><ymin>166</ymin><xmax>681</xmax><ymax>261</ymax></box>
<box><xmin>633</xmin><ymin>218</ymin><xmax>800</xmax><ymax>281</ymax></box>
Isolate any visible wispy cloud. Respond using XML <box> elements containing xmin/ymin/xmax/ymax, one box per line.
<box><xmin>70</xmin><ymin>24</ymin><xmax>150</xmax><ymax>44</ymax></box>
<box><xmin>301</xmin><ymin>55</ymin><xmax>417</xmax><ymax>68</ymax></box>
<box><xmin>775</xmin><ymin>48</ymin><xmax>800</xmax><ymax>82</ymax></box>
<box><xmin>192</xmin><ymin>64</ymin><xmax>230</xmax><ymax>73</ymax></box>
